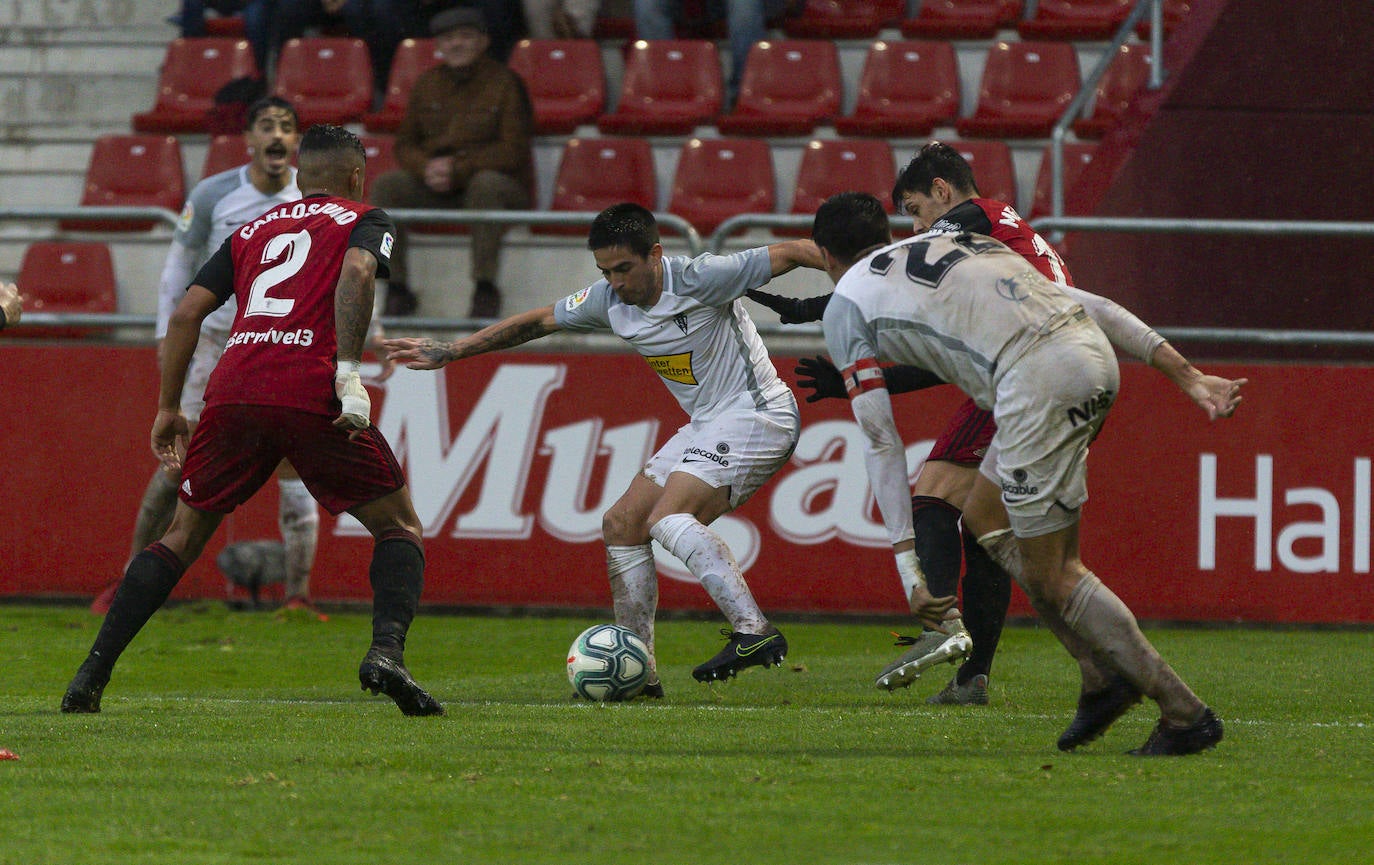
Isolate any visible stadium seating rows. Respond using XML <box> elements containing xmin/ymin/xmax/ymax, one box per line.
<box><xmin>65</xmin><ymin>130</ymin><xmax>1094</xmax><ymax>238</ymax></box>
<box><xmin>133</xmin><ymin>32</ymin><xmax>1162</xmax><ymax>141</ymax></box>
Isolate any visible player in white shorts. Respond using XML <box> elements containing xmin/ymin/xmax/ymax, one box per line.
<box><xmin>385</xmin><ymin>202</ymin><xmax>826</xmax><ymax>695</ymax></box>
<box><xmin>813</xmin><ymin>192</ymin><xmax>1246</xmax><ymax>755</ymax></box>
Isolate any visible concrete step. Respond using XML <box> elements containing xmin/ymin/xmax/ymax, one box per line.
<box><xmin>0</xmin><ymin>0</ymin><xmax>177</xmax><ymax>31</ymax></box>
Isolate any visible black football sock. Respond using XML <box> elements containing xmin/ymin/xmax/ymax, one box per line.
<box><xmin>369</xmin><ymin>529</ymin><xmax>425</xmax><ymax>660</ymax></box>
<box><xmin>958</xmin><ymin>525</ymin><xmax>1011</xmax><ymax>684</ymax></box>
<box><xmin>910</xmin><ymin>495</ymin><xmax>964</xmax><ymax>601</ymax></box>
<box><xmin>84</xmin><ymin>543</ymin><xmax>186</xmax><ymax>674</ymax></box>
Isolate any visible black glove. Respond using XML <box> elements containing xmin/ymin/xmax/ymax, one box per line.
<box><xmin>746</xmin><ymin>289</ymin><xmax>832</xmax><ymax>324</ymax></box>
<box><xmin>794</xmin><ymin>355</ymin><xmax>846</xmax><ymax>402</ymax></box>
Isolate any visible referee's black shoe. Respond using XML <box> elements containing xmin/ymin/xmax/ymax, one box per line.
<box><xmin>359</xmin><ymin>649</ymin><xmax>445</xmax><ymax>716</ymax></box>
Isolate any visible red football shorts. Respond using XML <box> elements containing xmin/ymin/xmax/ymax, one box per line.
<box><xmin>180</xmin><ymin>404</ymin><xmax>406</xmax><ymax>515</ymax></box>
<box><xmin>928</xmin><ymin>397</ymin><xmax>996</xmax><ymax>466</ymax></box>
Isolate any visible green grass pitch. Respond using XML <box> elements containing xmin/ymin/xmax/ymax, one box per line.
<box><xmin>2</xmin><ymin>603</ymin><xmax>1371</xmax><ymax>865</ymax></box>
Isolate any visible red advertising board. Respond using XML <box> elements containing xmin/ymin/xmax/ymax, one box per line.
<box><xmin>1</xmin><ymin>344</ymin><xmax>1369</xmax><ymax>623</ymax></box>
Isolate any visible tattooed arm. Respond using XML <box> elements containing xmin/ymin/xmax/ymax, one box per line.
<box><xmin>383</xmin><ymin>305</ymin><xmax>562</xmax><ymax>370</ymax></box>
<box><xmin>333</xmin><ymin>247</ymin><xmax>381</xmax><ymax>437</ymax></box>
<box><xmin>335</xmin><ymin>247</ymin><xmax>378</xmax><ymax>366</ymax></box>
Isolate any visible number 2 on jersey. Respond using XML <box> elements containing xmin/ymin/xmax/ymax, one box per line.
<box><xmin>244</xmin><ymin>229</ymin><xmax>311</xmax><ymax>318</ymax></box>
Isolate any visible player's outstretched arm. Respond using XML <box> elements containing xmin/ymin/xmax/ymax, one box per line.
<box><xmin>765</xmin><ymin>238</ymin><xmax>827</xmax><ymax>276</ymax></box>
<box><xmin>384</xmin><ymin>305</ymin><xmax>562</xmax><ymax>370</ymax></box>
<box><xmin>747</xmin><ymin>289</ymin><xmax>832</xmax><ymax>324</ymax></box>
<box><xmin>1148</xmin><ymin>342</ymin><xmax>1247</xmax><ymax>420</ymax></box>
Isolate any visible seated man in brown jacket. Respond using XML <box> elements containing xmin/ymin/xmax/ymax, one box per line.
<box><xmin>370</xmin><ymin>5</ymin><xmax>534</xmax><ymax>318</ymax></box>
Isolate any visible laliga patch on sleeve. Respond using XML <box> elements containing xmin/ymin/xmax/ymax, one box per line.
<box><xmin>564</xmin><ymin>286</ymin><xmax>592</xmax><ymax>311</ymax></box>
<box><xmin>176</xmin><ymin>201</ymin><xmax>195</xmax><ymax>233</ymax></box>
<box><xmin>380</xmin><ymin>232</ymin><xmax>394</xmax><ymax>259</ymax></box>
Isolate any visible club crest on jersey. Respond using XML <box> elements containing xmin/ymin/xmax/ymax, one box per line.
<box><xmin>565</xmin><ymin>286</ymin><xmax>592</xmax><ymax>311</ymax></box>
<box><xmin>646</xmin><ymin>352</ymin><xmax>697</xmax><ymax>385</ymax></box>
<box><xmin>674</xmin><ymin>313</ymin><xmax>689</xmax><ymax>335</ymax></box>
<box><xmin>176</xmin><ymin>201</ymin><xmax>195</xmax><ymax>233</ymax></box>
<box><xmin>995</xmin><ymin>275</ymin><xmax>1031</xmax><ymax>302</ymax></box>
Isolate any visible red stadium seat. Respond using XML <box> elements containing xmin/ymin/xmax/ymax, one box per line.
<box><xmin>783</xmin><ymin>0</ymin><xmax>884</xmax><ymax>39</ymax></box>
<box><xmin>955</xmin><ymin>40</ymin><xmax>1080</xmax><ymax>139</ymax></box>
<box><xmin>1072</xmin><ymin>42</ymin><xmax>1153</xmax><ymax>139</ymax></box>
<box><xmin>835</xmin><ymin>40</ymin><xmax>960</xmax><ymax>138</ymax></box>
<box><xmin>1136</xmin><ymin>0</ymin><xmax>1194</xmax><ymax>39</ymax></box>
<box><xmin>273</xmin><ymin>37</ymin><xmax>373</xmax><ymax>127</ymax></box>
<box><xmin>786</xmin><ymin>139</ymin><xmax>895</xmax><ymax>235</ymax></box>
<box><xmin>63</xmin><ymin>134</ymin><xmax>185</xmax><ymax>232</ymax></box>
<box><xmin>901</xmin><ymin>0</ymin><xmax>1023</xmax><ymax>40</ymax></box>
<box><xmin>943</xmin><ymin>139</ymin><xmax>1019</xmax><ymax>208</ymax></box>
<box><xmin>363</xmin><ymin>38</ymin><xmax>443</xmax><ymax>133</ymax></box>
<box><xmin>360</xmin><ymin>134</ymin><xmax>399</xmax><ymax>191</ymax></box>
<box><xmin>592</xmin><ymin>11</ymin><xmax>636</xmax><ymax>39</ymax></box>
<box><xmin>203</xmin><ymin>15</ymin><xmax>246</xmax><ymax>37</ymax></box>
<box><xmin>538</xmin><ymin>137</ymin><xmax>657</xmax><ymax>236</ymax></box>
<box><xmin>597</xmin><ymin>40</ymin><xmax>722</xmax><ymax>135</ymax></box>
<box><xmin>1017</xmin><ymin>0</ymin><xmax>1133</xmax><ymax>40</ymax></box>
<box><xmin>508</xmin><ymin>39</ymin><xmax>606</xmax><ymax>135</ymax></box>
<box><xmin>667</xmin><ymin>138</ymin><xmax>775</xmax><ymax>237</ymax></box>
<box><xmin>15</xmin><ymin>242</ymin><xmax>118</xmax><ymax>338</ymax></box>
<box><xmin>716</xmin><ymin>40</ymin><xmax>842</xmax><ymax>136</ymax></box>
<box><xmin>1029</xmin><ymin>142</ymin><xmax>1097</xmax><ymax>220</ymax></box>
<box><xmin>132</xmin><ymin>38</ymin><xmax>259</xmax><ymax>133</ymax></box>
<box><xmin>201</xmin><ymin>133</ymin><xmax>248</xmax><ymax>178</ymax></box>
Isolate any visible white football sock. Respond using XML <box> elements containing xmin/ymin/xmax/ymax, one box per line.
<box><xmin>1062</xmin><ymin>572</ymin><xmax>1204</xmax><ymax>720</ymax></box>
<box><xmin>277</xmin><ymin>477</ymin><xmax>319</xmax><ymax>600</ymax></box>
<box><xmin>650</xmin><ymin>513</ymin><xmax>768</xmax><ymax>634</ymax></box>
<box><xmin>606</xmin><ymin>542</ymin><xmax>658</xmax><ymax>674</ymax></box>
<box><xmin>979</xmin><ymin>528</ymin><xmax>1114</xmax><ymax>692</ymax></box>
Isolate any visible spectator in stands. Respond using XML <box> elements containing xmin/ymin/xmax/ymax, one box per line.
<box><xmin>0</xmin><ymin>282</ymin><xmax>21</xmax><ymax>330</ymax></box>
<box><xmin>173</xmin><ymin>1</ymin><xmax>273</xmax><ymax>72</ymax></box>
<box><xmin>634</xmin><ymin>0</ymin><xmax>792</xmax><ymax>104</ymax></box>
<box><xmin>397</xmin><ymin>1</ymin><xmax>524</xmax><ymax>61</ymax></box>
<box><xmin>271</xmin><ymin>0</ymin><xmax>408</xmax><ymax>96</ymax></box>
<box><xmin>523</xmin><ymin>0</ymin><xmax>602</xmax><ymax>38</ymax></box>
<box><xmin>368</xmin><ymin>6</ymin><xmax>534</xmax><ymax>319</ymax></box>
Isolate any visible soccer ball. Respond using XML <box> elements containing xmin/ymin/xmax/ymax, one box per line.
<box><xmin>567</xmin><ymin>624</ymin><xmax>651</xmax><ymax>701</ymax></box>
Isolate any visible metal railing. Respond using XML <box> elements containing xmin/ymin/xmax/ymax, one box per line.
<box><xmin>1047</xmin><ymin>0</ymin><xmax>1167</xmax><ymax>219</ymax></box>
<box><xmin>1027</xmin><ymin>215</ymin><xmax>1374</xmax><ymax>347</ymax></box>
<box><xmin>7</xmin><ymin>209</ymin><xmax>1374</xmax><ymax>350</ymax></box>
<box><xmin>0</xmin><ymin>205</ymin><xmax>702</xmax><ymax>331</ymax></box>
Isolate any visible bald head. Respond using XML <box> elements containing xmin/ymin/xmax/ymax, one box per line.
<box><xmin>296</xmin><ymin>124</ymin><xmax>366</xmax><ymax>200</ymax></box>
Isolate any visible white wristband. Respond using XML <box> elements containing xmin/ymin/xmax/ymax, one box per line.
<box><xmin>895</xmin><ymin>548</ymin><xmax>927</xmax><ymax>597</ymax></box>
<box><xmin>334</xmin><ymin>361</ymin><xmax>370</xmax><ymax>428</ymax></box>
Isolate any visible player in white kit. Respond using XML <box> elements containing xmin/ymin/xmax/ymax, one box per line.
<box><xmin>813</xmin><ymin>192</ymin><xmax>1245</xmax><ymax>755</ymax></box>
<box><xmin>92</xmin><ymin>97</ymin><xmax>328</xmax><ymax>618</ymax></box>
<box><xmin>385</xmin><ymin>202</ymin><xmax>826</xmax><ymax>694</ymax></box>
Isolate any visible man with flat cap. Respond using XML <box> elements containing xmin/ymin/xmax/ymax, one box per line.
<box><xmin>370</xmin><ymin>4</ymin><xmax>534</xmax><ymax>319</ymax></box>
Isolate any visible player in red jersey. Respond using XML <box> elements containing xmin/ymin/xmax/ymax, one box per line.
<box><xmin>749</xmin><ymin>141</ymin><xmax>1078</xmax><ymax>704</ymax></box>
<box><xmin>62</xmin><ymin>125</ymin><xmax>443</xmax><ymax>717</ymax></box>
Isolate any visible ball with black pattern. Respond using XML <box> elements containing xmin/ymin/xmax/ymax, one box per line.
<box><xmin>567</xmin><ymin>624</ymin><xmax>651</xmax><ymax>701</ymax></box>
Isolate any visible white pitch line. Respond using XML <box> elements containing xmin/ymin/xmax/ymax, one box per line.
<box><xmin>97</xmin><ymin>695</ymin><xmax>1373</xmax><ymax>729</ymax></box>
